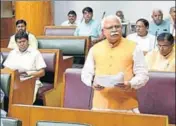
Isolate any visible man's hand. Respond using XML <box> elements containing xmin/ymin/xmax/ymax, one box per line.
<box><xmin>92</xmin><ymin>84</ymin><xmax>105</xmax><ymax>91</ymax></box>
<box><xmin>20</xmin><ymin>72</ymin><xmax>31</xmax><ymax>78</ymax></box>
<box><xmin>114</xmin><ymin>81</ymin><xmax>131</xmax><ymax>91</ymax></box>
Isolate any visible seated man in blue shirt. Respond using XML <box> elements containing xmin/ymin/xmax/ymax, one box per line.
<box><xmin>165</xmin><ymin>6</ymin><xmax>176</xmax><ymax>36</ymax></box>
<box><xmin>74</xmin><ymin>7</ymin><xmax>104</xmax><ymax>44</ymax></box>
<box><xmin>149</xmin><ymin>9</ymin><xmax>170</xmax><ymax>36</ymax></box>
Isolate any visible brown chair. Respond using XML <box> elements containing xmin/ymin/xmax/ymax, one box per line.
<box><xmin>44</xmin><ymin>26</ymin><xmax>76</xmax><ymax>36</ymax></box>
<box><xmin>137</xmin><ymin>71</ymin><xmax>175</xmax><ymax>124</ymax></box>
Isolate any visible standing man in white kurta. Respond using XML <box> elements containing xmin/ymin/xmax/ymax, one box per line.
<box><xmin>4</xmin><ymin>31</ymin><xmax>46</xmax><ymax>102</ymax></box>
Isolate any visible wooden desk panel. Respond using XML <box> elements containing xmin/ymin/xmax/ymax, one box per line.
<box><xmin>10</xmin><ymin>104</ymin><xmax>169</xmax><ymax>126</ymax></box>
<box><xmin>0</xmin><ymin>39</ymin><xmax>9</xmax><ymax>48</ymax></box>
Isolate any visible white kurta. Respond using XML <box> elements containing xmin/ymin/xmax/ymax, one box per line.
<box><xmin>3</xmin><ymin>47</ymin><xmax>46</xmax><ymax>101</ymax></box>
<box><xmin>127</xmin><ymin>33</ymin><xmax>156</xmax><ymax>52</ymax></box>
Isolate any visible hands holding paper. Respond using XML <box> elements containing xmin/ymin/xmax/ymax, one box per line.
<box><xmin>92</xmin><ymin>84</ymin><xmax>105</xmax><ymax>91</ymax></box>
<box><xmin>114</xmin><ymin>81</ymin><xmax>131</xmax><ymax>91</ymax></box>
<box><xmin>93</xmin><ymin>81</ymin><xmax>131</xmax><ymax>91</ymax></box>
<box><xmin>93</xmin><ymin>72</ymin><xmax>131</xmax><ymax>91</ymax></box>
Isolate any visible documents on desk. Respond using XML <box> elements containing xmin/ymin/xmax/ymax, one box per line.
<box><xmin>93</xmin><ymin>72</ymin><xmax>124</xmax><ymax>87</ymax></box>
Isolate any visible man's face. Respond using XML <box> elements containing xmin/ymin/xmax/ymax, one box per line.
<box><xmin>157</xmin><ymin>40</ymin><xmax>173</xmax><ymax>56</ymax></box>
<box><xmin>68</xmin><ymin>14</ymin><xmax>76</xmax><ymax>24</ymax></box>
<box><xmin>136</xmin><ymin>21</ymin><xmax>148</xmax><ymax>36</ymax></box>
<box><xmin>170</xmin><ymin>7</ymin><xmax>176</xmax><ymax>21</ymax></box>
<box><xmin>102</xmin><ymin>18</ymin><xmax>122</xmax><ymax>44</ymax></box>
<box><xmin>16</xmin><ymin>23</ymin><xmax>26</xmax><ymax>32</ymax></box>
<box><xmin>83</xmin><ymin>11</ymin><xmax>93</xmax><ymax>22</ymax></box>
<box><xmin>152</xmin><ymin>11</ymin><xmax>163</xmax><ymax>25</ymax></box>
<box><xmin>16</xmin><ymin>38</ymin><xmax>29</xmax><ymax>52</ymax></box>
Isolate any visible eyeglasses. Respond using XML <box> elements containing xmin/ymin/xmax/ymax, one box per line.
<box><xmin>104</xmin><ymin>25</ymin><xmax>121</xmax><ymax>30</ymax></box>
<box><xmin>156</xmin><ymin>44</ymin><xmax>173</xmax><ymax>48</ymax></box>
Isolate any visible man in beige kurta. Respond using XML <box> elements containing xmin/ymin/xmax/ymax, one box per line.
<box><xmin>145</xmin><ymin>32</ymin><xmax>175</xmax><ymax>72</ymax></box>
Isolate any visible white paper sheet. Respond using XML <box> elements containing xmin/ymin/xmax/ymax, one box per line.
<box><xmin>93</xmin><ymin>72</ymin><xmax>124</xmax><ymax>87</ymax></box>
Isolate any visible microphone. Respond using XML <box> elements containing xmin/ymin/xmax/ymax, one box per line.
<box><xmin>102</xmin><ymin>11</ymin><xmax>106</xmax><ymax>19</ymax></box>
<box><xmin>154</xmin><ymin>29</ymin><xmax>159</xmax><ymax>48</ymax></box>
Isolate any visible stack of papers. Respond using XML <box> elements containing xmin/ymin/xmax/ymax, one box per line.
<box><xmin>93</xmin><ymin>72</ymin><xmax>124</xmax><ymax>87</ymax></box>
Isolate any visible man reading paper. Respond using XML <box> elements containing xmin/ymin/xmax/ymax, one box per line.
<box><xmin>81</xmin><ymin>15</ymin><xmax>149</xmax><ymax>113</ymax></box>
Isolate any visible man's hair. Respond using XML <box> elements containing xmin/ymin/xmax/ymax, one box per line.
<box><xmin>157</xmin><ymin>33</ymin><xmax>174</xmax><ymax>45</ymax></box>
<box><xmin>101</xmin><ymin>15</ymin><xmax>122</xmax><ymax>29</ymax></box>
<box><xmin>82</xmin><ymin>7</ymin><xmax>93</xmax><ymax>14</ymax></box>
<box><xmin>15</xmin><ymin>31</ymin><xmax>29</xmax><ymax>42</ymax></box>
<box><xmin>16</xmin><ymin>19</ymin><xmax>27</xmax><ymax>26</ymax></box>
<box><xmin>152</xmin><ymin>9</ymin><xmax>163</xmax><ymax>15</ymax></box>
<box><xmin>68</xmin><ymin>10</ymin><xmax>77</xmax><ymax>16</ymax></box>
<box><xmin>169</xmin><ymin>6</ymin><xmax>175</xmax><ymax>13</ymax></box>
<box><xmin>136</xmin><ymin>18</ymin><xmax>149</xmax><ymax>28</ymax></box>
<box><xmin>116</xmin><ymin>10</ymin><xmax>124</xmax><ymax>18</ymax></box>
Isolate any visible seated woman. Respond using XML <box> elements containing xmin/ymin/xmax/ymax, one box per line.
<box><xmin>3</xmin><ymin>31</ymin><xmax>47</xmax><ymax>102</ymax></box>
<box><xmin>145</xmin><ymin>32</ymin><xmax>175</xmax><ymax>72</ymax></box>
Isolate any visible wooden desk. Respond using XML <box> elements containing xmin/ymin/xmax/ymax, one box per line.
<box><xmin>10</xmin><ymin>104</ymin><xmax>169</xmax><ymax>126</ymax></box>
<box><xmin>1</xmin><ymin>68</ymin><xmax>36</xmax><ymax>116</ymax></box>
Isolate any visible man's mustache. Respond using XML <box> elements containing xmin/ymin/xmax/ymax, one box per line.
<box><xmin>110</xmin><ymin>32</ymin><xmax>119</xmax><ymax>36</ymax></box>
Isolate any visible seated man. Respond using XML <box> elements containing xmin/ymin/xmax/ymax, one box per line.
<box><xmin>145</xmin><ymin>32</ymin><xmax>175</xmax><ymax>72</ymax></box>
<box><xmin>61</xmin><ymin>10</ymin><xmax>78</xmax><ymax>26</ymax></box>
<box><xmin>127</xmin><ymin>18</ymin><xmax>156</xmax><ymax>54</ymax></box>
<box><xmin>8</xmin><ymin>19</ymin><xmax>38</xmax><ymax>49</ymax></box>
<box><xmin>74</xmin><ymin>7</ymin><xmax>102</xmax><ymax>44</ymax></box>
<box><xmin>149</xmin><ymin>9</ymin><xmax>170</xmax><ymax>36</ymax></box>
<box><xmin>165</xmin><ymin>6</ymin><xmax>176</xmax><ymax>36</ymax></box>
<box><xmin>4</xmin><ymin>31</ymin><xmax>46</xmax><ymax>102</ymax></box>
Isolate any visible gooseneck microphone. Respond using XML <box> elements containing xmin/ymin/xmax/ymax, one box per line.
<box><xmin>102</xmin><ymin>11</ymin><xmax>106</xmax><ymax>19</ymax></box>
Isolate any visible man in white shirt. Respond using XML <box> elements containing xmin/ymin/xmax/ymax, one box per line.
<box><xmin>81</xmin><ymin>15</ymin><xmax>149</xmax><ymax>113</ymax></box>
<box><xmin>61</xmin><ymin>10</ymin><xmax>78</xmax><ymax>26</ymax></box>
<box><xmin>8</xmin><ymin>19</ymin><xmax>38</xmax><ymax>49</ymax></box>
<box><xmin>127</xmin><ymin>18</ymin><xmax>156</xmax><ymax>54</ymax></box>
<box><xmin>4</xmin><ymin>31</ymin><xmax>46</xmax><ymax>102</ymax></box>
<box><xmin>165</xmin><ymin>6</ymin><xmax>176</xmax><ymax>37</ymax></box>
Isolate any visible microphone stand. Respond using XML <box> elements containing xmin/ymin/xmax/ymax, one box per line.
<box><xmin>154</xmin><ymin>29</ymin><xmax>158</xmax><ymax>48</ymax></box>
